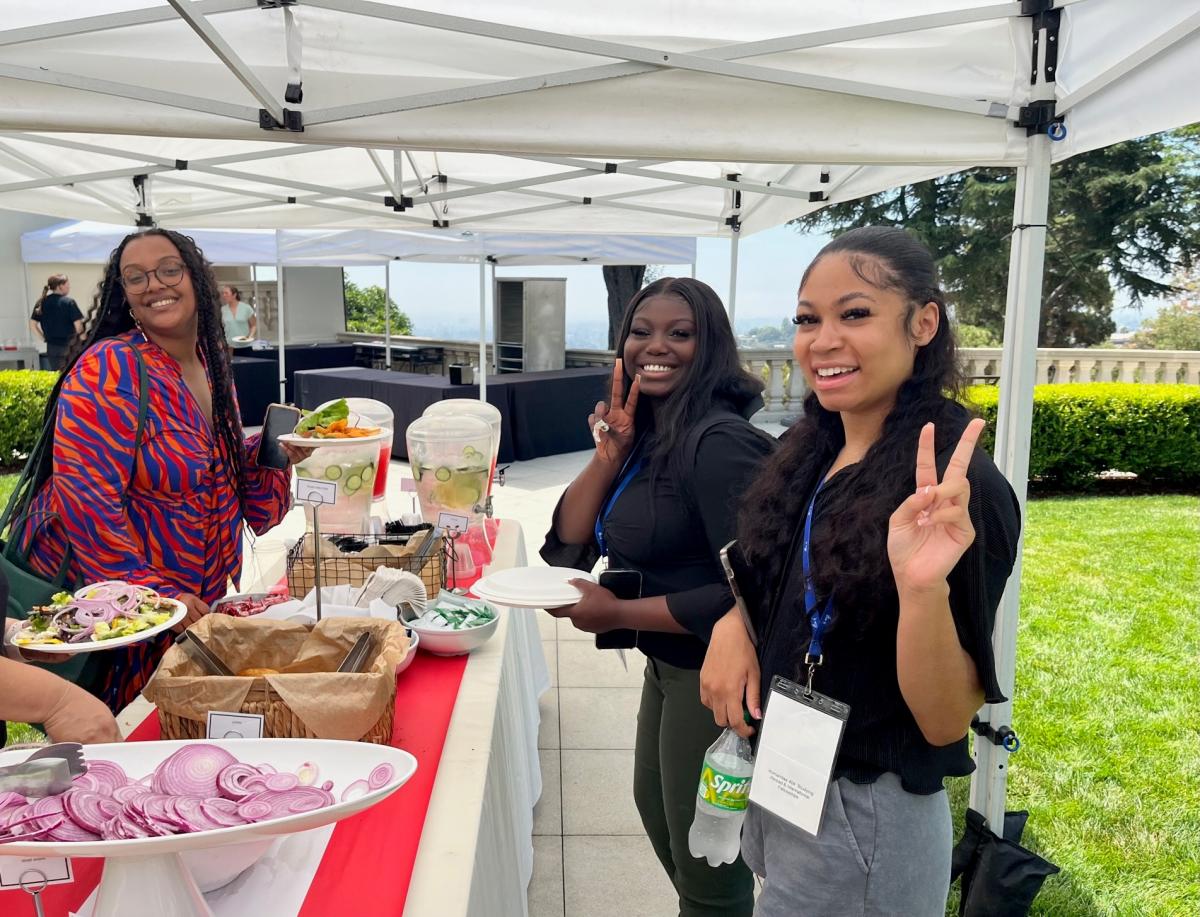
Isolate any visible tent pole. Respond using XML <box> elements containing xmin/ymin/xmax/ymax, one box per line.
<box><xmin>384</xmin><ymin>260</ymin><xmax>392</xmax><ymax>370</ymax></box>
<box><xmin>478</xmin><ymin>256</ymin><xmax>487</xmax><ymax>403</ymax></box>
<box><xmin>728</xmin><ymin>228</ymin><xmax>740</xmax><ymax>325</ymax></box>
<box><xmin>276</xmin><ymin>257</ymin><xmax>286</xmax><ymax>404</ymax></box>
<box><xmin>967</xmin><ymin>126</ymin><xmax>1053</xmax><ymax>833</ymax></box>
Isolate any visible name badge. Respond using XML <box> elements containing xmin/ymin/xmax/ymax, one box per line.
<box><xmin>749</xmin><ymin>675</ymin><xmax>850</xmax><ymax>836</ymax></box>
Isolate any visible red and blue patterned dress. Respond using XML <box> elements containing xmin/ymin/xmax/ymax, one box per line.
<box><xmin>21</xmin><ymin>331</ymin><xmax>292</xmax><ymax>711</ymax></box>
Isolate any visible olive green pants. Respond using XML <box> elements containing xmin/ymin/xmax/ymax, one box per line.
<box><xmin>634</xmin><ymin>655</ymin><xmax>755</xmax><ymax>917</ymax></box>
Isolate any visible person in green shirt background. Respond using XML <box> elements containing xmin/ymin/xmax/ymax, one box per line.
<box><xmin>219</xmin><ymin>284</ymin><xmax>257</xmax><ymax>345</ymax></box>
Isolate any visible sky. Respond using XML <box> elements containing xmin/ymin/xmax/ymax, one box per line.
<box><xmin>344</xmin><ymin>222</ymin><xmax>1161</xmax><ymax>344</ymax></box>
<box><xmin>344</xmin><ymin>223</ymin><xmax>830</xmax><ymax>344</ymax></box>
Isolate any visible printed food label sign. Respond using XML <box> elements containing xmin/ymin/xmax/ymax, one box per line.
<box><xmin>698</xmin><ymin>765</ymin><xmax>751</xmax><ymax>812</ymax></box>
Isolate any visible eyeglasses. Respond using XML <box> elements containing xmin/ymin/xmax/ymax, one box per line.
<box><xmin>121</xmin><ymin>259</ymin><xmax>187</xmax><ymax>293</ymax></box>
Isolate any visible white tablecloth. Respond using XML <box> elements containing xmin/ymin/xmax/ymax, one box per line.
<box><xmin>404</xmin><ymin>520</ymin><xmax>548</xmax><ymax>917</ymax></box>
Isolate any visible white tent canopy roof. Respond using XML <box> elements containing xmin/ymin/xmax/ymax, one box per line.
<box><xmin>20</xmin><ymin>219</ymin><xmax>697</xmax><ymax>267</ymax></box>
<box><xmin>0</xmin><ymin>1</ymin><xmax>1196</xmax><ymax>235</ymax></box>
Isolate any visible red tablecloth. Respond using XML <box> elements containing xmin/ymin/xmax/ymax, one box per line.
<box><xmin>1</xmin><ymin>652</ymin><xmax>468</xmax><ymax>917</ymax></box>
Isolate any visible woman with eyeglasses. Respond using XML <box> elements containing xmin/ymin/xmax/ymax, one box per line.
<box><xmin>16</xmin><ymin>229</ymin><xmax>307</xmax><ymax>713</ymax></box>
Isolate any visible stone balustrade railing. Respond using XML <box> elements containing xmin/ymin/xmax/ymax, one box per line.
<box><xmin>335</xmin><ymin>333</ymin><xmax>1200</xmax><ymax>420</ymax></box>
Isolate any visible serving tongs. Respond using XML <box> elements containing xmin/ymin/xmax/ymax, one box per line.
<box><xmin>175</xmin><ymin>630</ymin><xmax>235</xmax><ymax>676</ymax></box>
<box><xmin>336</xmin><ymin>631</ymin><xmax>375</xmax><ymax>674</ymax></box>
<box><xmin>0</xmin><ymin>745</ymin><xmax>85</xmax><ymax>798</ymax></box>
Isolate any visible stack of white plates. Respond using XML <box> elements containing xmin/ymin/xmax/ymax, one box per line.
<box><xmin>471</xmin><ymin>566</ymin><xmax>595</xmax><ymax>609</ymax></box>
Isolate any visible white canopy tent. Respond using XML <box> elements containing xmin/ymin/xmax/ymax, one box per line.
<box><xmin>1</xmin><ymin>0</ymin><xmax>1198</xmax><ymax>834</ymax></box>
<box><xmin>20</xmin><ymin>219</ymin><xmax>697</xmax><ymax>399</ymax></box>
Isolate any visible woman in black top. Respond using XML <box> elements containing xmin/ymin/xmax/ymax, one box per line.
<box><xmin>30</xmin><ymin>273</ymin><xmax>84</xmax><ymax>372</ymax></box>
<box><xmin>700</xmin><ymin>228</ymin><xmax>1021</xmax><ymax>915</ymax></box>
<box><xmin>542</xmin><ymin>277</ymin><xmax>774</xmax><ymax>917</ymax></box>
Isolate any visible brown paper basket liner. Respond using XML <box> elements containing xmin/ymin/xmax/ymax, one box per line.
<box><xmin>143</xmin><ymin>615</ymin><xmax>409</xmax><ymax>742</ymax></box>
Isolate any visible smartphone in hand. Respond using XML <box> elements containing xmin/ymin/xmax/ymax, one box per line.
<box><xmin>256</xmin><ymin>403</ymin><xmax>302</xmax><ymax>470</ymax></box>
<box><xmin>595</xmin><ymin>568</ymin><xmax>641</xmax><ymax>650</ymax></box>
<box><xmin>720</xmin><ymin>540</ymin><xmax>760</xmax><ymax>647</ymax></box>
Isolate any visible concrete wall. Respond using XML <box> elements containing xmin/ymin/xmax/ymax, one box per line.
<box><xmin>0</xmin><ymin>211</ymin><xmax>345</xmax><ymax>347</ymax></box>
<box><xmin>0</xmin><ymin>211</ymin><xmax>67</xmax><ymax>347</ymax></box>
<box><xmin>278</xmin><ymin>266</ymin><xmax>345</xmax><ymax>343</ymax></box>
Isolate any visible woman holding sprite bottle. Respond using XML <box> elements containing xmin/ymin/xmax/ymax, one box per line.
<box><xmin>700</xmin><ymin>228</ymin><xmax>1021</xmax><ymax>915</ymax></box>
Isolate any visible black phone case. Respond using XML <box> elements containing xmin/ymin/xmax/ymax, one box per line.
<box><xmin>595</xmin><ymin>569</ymin><xmax>641</xmax><ymax>650</ymax></box>
<box><xmin>257</xmin><ymin>404</ymin><xmax>301</xmax><ymax>470</ymax></box>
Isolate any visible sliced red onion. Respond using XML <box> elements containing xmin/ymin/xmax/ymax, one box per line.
<box><xmin>84</xmin><ymin>760</ymin><xmax>130</xmax><ymax>795</ymax></box>
<box><xmin>62</xmin><ymin>790</ymin><xmax>121</xmax><ymax>835</ymax></box>
<box><xmin>264</xmin><ymin>772</ymin><xmax>299</xmax><ymax>792</ymax></box>
<box><xmin>320</xmin><ymin>780</ymin><xmax>334</xmax><ymax>793</ymax></box>
<box><xmin>215</xmin><ymin>763</ymin><xmax>261</xmax><ymax>801</ymax></box>
<box><xmin>0</xmin><ymin>818</ymin><xmax>62</xmax><ymax>844</ymax></box>
<box><xmin>236</xmin><ymin>799</ymin><xmax>272</xmax><ymax>821</ymax></box>
<box><xmin>340</xmin><ymin>779</ymin><xmax>370</xmax><ymax>803</ymax></box>
<box><xmin>367</xmin><ymin>764</ymin><xmax>394</xmax><ymax>791</ymax></box>
<box><xmin>295</xmin><ymin>762</ymin><xmax>319</xmax><ymax>786</ymax></box>
<box><xmin>70</xmin><ymin>773</ymin><xmax>103</xmax><ymax>793</ymax></box>
<box><xmin>199</xmin><ymin>799</ymin><xmax>247</xmax><ymax>828</ymax></box>
<box><xmin>111</xmin><ymin>783</ymin><xmax>152</xmax><ymax>804</ymax></box>
<box><xmin>0</xmin><ymin>792</ymin><xmax>25</xmax><ymax>810</ymax></box>
<box><xmin>152</xmin><ymin>745</ymin><xmax>237</xmax><ymax>797</ymax></box>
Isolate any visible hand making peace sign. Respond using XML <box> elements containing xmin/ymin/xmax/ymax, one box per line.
<box><xmin>589</xmin><ymin>359</ymin><xmax>641</xmax><ymax>466</ymax></box>
<box><xmin>887</xmin><ymin>418</ymin><xmax>986</xmax><ymax>593</ymax></box>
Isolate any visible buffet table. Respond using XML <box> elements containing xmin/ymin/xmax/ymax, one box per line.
<box><xmin>295</xmin><ymin>366</ymin><xmax>610</xmax><ymax>461</ymax></box>
<box><xmin>0</xmin><ymin>521</ymin><xmax>547</xmax><ymax>917</ymax></box>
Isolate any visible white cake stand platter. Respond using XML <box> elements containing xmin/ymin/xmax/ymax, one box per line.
<box><xmin>0</xmin><ymin>739</ymin><xmax>417</xmax><ymax>917</ymax></box>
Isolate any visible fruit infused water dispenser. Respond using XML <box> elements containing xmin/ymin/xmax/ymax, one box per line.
<box><xmin>294</xmin><ymin>438</ymin><xmax>379</xmax><ymax>534</ymax></box>
<box><xmin>342</xmin><ymin>397</ymin><xmax>394</xmax><ymax>501</ymax></box>
<box><xmin>421</xmin><ymin>399</ymin><xmax>502</xmax><ymax>505</ymax></box>
<box><xmin>406</xmin><ymin>414</ymin><xmax>493</xmax><ymax>529</ymax></box>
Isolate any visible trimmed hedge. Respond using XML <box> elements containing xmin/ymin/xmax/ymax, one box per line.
<box><xmin>0</xmin><ymin>372</ymin><xmax>1196</xmax><ymax>488</ymax></box>
<box><xmin>964</xmin><ymin>383</ymin><xmax>1200</xmax><ymax>487</ymax></box>
<box><xmin>0</xmin><ymin>370</ymin><xmax>58</xmax><ymax>469</ymax></box>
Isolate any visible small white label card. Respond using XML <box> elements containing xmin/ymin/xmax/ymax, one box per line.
<box><xmin>0</xmin><ymin>855</ymin><xmax>74</xmax><ymax>890</ymax></box>
<box><xmin>206</xmin><ymin>711</ymin><xmax>265</xmax><ymax>739</ymax></box>
<box><xmin>748</xmin><ymin>679</ymin><xmax>849</xmax><ymax>837</ymax></box>
<box><xmin>295</xmin><ymin>477</ymin><xmax>337</xmax><ymax>506</ymax></box>
<box><xmin>436</xmin><ymin>511</ymin><xmax>470</xmax><ymax>534</ymax></box>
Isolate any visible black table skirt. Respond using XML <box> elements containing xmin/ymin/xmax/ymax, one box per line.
<box><xmin>231</xmin><ymin>356</ymin><xmax>277</xmax><ymax>426</ymax></box>
<box><xmin>294</xmin><ymin>366</ymin><xmax>611</xmax><ymax>462</ymax></box>
<box><xmin>245</xmin><ymin>344</ymin><xmax>362</xmax><ymax>403</ymax></box>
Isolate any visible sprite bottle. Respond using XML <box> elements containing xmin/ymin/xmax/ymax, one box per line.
<box><xmin>688</xmin><ymin>727</ymin><xmax>754</xmax><ymax>866</ymax></box>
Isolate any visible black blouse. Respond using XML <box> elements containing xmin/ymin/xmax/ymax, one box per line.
<box><xmin>541</xmin><ymin>408</ymin><xmax>776</xmax><ymax>669</ymax></box>
<box><xmin>756</xmin><ymin>442</ymin><xmax>1021</xmax><ymax>794</ymax></box>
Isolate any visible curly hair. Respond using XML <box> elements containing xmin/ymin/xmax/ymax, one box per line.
<box><xmin>38</xmin><ymin>229</ymin><xmax>248</xmax><ymax>510</ymax></box>
<box><xmin>737</xmin><ymin>226</ymin><xmax>970</xmax><ymax>637</ymax></box>
<box><xmin>614</xmin><ymin>277</ymin><xmax>763</xmax><ymax>485</ymax></box>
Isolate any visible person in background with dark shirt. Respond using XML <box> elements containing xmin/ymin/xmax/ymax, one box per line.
<box><xmin>700</xmin><ymin>227</ymin><xmax>1021</xmax><ymax>916</ymax></box>
<box><xmin>542</xmin><ymin>278</ymin><xmax>775</xmax><ymax>917</ymax></box>
<box><xmin>30</xmin><ymin>273</ymin><xmax>84</xmax><ymax>371</ymax></box>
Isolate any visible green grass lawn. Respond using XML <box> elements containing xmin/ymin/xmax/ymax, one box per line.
<box><xmin>1</xmin><ymin>475</ymin><xmax>1196</xmax><ymax>912</ymax></box>
<box><xmin>947</xmin><ymin>494</ymin><xmax>1200</xmax><ymax>916</ymax></box>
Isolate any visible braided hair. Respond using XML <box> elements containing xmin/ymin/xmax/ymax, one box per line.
<box><xmin>39</xmin><ymin>229</ymin><xmax>248</xmax><ymax>510</ymax></box>
<box><xmin>737</xmin><ymin>227</ymin><xmax>969</xmax><ymax>636</ymax></box>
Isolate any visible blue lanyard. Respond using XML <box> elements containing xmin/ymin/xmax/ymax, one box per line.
<box><xmin>595</xmin><ymin>444</ymin><xmax>646</xmax><ymax>558</ymax></box>
<box><xmin>801</xmin><ymin>472</ymin><xmax>835</xmax><ymax>662</ymax></box>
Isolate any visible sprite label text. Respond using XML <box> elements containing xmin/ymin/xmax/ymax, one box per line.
<box><xmin>698</xmin><ymin>764</ymin><xmax>750</xmax><ymax>812</ymax></box>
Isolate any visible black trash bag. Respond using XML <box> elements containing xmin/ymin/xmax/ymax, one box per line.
<box><xmin>952</xmin><ymin>808</ymin><xmax>1059</xmax><ymax>917</ymax></box>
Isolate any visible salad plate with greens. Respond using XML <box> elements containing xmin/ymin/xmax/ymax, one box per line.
<box><xmin>11</xmin><ymin>581</ymin><xmax>187</xmax><ymax>654</ymax></box>
<box><xmin>278</xmin><ymin>398</ymin><xmax>385</xmax><ymax>447</ymax></box>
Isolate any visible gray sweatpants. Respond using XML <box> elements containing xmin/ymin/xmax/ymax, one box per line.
<box><xmin>742</xmin><ymin>772</ymin><xmax>952</xmax><ymax>917</ymax></box>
